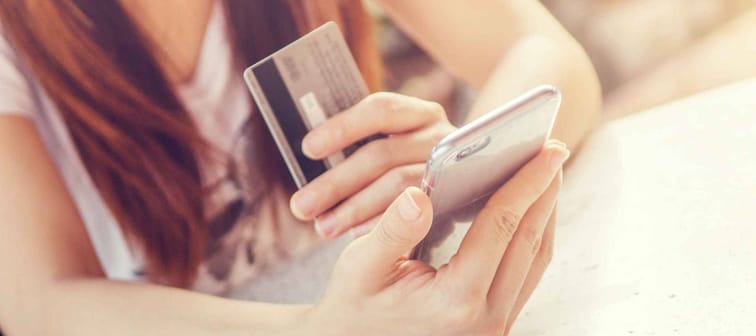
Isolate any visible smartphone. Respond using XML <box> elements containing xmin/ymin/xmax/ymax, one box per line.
<box><xmin>411</xmin><ymin>85</ymin><xmax>561</xmax><ymax>267</ymax></box>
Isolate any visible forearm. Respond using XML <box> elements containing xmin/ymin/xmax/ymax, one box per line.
<box><xmin>377</xmin><ymin>0</ymin><xmax>602</xmax><ymax>149</ymax></box>
<box><xmin>467</xmin><ymin>34</ymin><xmax>602</xmax><ymax>148</ymax></box>
<box><xmin>8</xmin><ymin>278</ymin><xmax>308</xmax><ymax>336</ymax></box>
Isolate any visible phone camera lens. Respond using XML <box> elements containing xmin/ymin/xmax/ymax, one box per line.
<box><xmin>456</xmin><ymin>136</ymin><xmax>491</xmax><ymax>160</ymax></box>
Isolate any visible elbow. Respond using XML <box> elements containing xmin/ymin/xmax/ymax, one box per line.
<box><xmin>570</xmin><ymin>38</ymin><xmax>603</xmax><ymax>125</ymax></box>
<box><xmin>548</xmin><ymin>34</ymin><xmax>603</xmax><ymax>149</ymax></box>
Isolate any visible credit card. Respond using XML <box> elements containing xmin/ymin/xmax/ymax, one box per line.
<box><xmin>243</xmin><ymin>22</ymin><xmax>377</xmax><ymax>188</ymax></box>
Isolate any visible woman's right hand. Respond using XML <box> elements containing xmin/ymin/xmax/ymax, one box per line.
<box><xmin>297</xmin><ymin>141</ymin><xmax>569</xmax><ymax>335</ymax></box>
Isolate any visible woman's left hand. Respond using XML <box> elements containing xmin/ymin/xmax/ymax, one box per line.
<box><xmin>289</xmin><ymin>92</ymin><xmax>456</xmax><ymax>238</ymax></box>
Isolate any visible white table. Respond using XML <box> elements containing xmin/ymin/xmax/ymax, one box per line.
<box><xmin>512</xmin><ymin>79</ymin><xmax>756</xmax><ymax>335</ymax></box>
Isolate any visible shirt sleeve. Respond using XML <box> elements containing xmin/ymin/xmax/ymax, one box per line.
<box><xmin>0</xmin><ymin>32</ymin><xmax>35</xmax><ymax>117</ymax></box>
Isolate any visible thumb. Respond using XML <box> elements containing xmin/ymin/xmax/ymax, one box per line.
<box><xmin>351</xmin><ymin>187</ymin><xmax>433</xmax><ymax>278</ymax></box>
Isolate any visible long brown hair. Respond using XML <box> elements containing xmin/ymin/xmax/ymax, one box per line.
<box><xmin>0</xmin><ymin>0</ymin><xmax>382</xmax><ymax>287</ymax></box>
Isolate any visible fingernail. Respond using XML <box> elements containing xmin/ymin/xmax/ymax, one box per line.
<box><xmin>397</xmin><ymin>189</ymin><xmax>421</xmax><ymax>221</ymax></box>
<box><xmin>549</xmin><ymin>147</ymin><xmax>571</xmax><ymax>170</ymax></box>
<box><xmin>548</xmin><ymin>139</ymin><xmax>567</xmax><ymax>150</ymax></box>
<box><xmin>292</xmin><ymin>190</ymin><xmax>317</xmax><ymax>218</ymax></box>
<box><xmin>303</xmin><ymin>132</ymin><xmax>324</xmax><ymax>158</ymax></box>
<box><xmin>315</xmin><ymin>215</ymin><xmax>337</xmax><ymax>238</ymax></box>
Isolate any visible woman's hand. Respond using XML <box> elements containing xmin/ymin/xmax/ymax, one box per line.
<box><xmin>289</xmin><ymin>92</ymin><xmax>457</xmax><ymax>238</ymax></box>
<box><xmin>297</xmin><ymin>142</ymin><xmax>568</xmax><ymax>336</ymax></box>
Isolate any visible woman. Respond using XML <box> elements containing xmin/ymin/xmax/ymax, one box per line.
<box><xmin>0</xmin><ymin>0</ymin><xmax>599</xmax><ymax>334</ymax></box>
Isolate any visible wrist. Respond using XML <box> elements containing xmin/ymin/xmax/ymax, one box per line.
<box><xmin>238</xmin><ymin>303</ymin><xmax>313</xmax><ymax>336</ymax></box>
<box><xmin>268</xmin><ymin>304</ymin><xmax>313</xmax><ymax>336</ymax></box>
<box><xmin>286</xmin><ymin>303</ymin><xmax>351</xmax><ymax>336</ymax></box>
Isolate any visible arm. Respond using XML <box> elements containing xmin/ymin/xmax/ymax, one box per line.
<box><xmin>1</xmin><ymin>113</ymin><xmax>566</xmax><ymax>335</ymax></box>
<box><xmin>0</xmin><ymin>116</ymin><xmax>304</xmax><ymax>336</ymax></box>
<box><xmin>603</xmin><ymin>7</ymin><xmax>756</xmax><ymax>120</ymax></box>
<box><xmin>376</xmin><ymin>0</ymin><xmax>602</xmax><ymax>148</ymax></box>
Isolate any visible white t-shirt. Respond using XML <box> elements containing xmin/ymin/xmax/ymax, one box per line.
<box><xmin>0</xmin><ymin>2</ymin><xmax>347</xmax><ymax>301</ymax></box>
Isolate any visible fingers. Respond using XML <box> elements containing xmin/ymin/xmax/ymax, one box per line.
<box><xmin>290</xmin><ymin>129</ymin><xmax>437</xmax><ymax>221</ymax></box>
<box><xmin>504</xmin><ymin>209</ymin><xmax>556</xmax><ymax>334</ymax></box>
<box><xmin>449</xmin><ymin>141</ymin><xmax>568</xmax><ymax>295</ymax></box>
<box><xmin>315</xmin><ymin>164</ymin><xmax>424</xmax><ymax>238</ymax></box>
<box><xmin>488</xmin><ymin>171</ymin><xmax>560</xmax><ymax>315</ymax></box>
<box><xmin>347</xmin><ymin>215</ymin><xmax>380</xmax><ymax>240</ymax></box>
<box><xmin>344</xmin><ymin>187</ymin><xmax>433</xmax><ymax>287</ymax></box>
<box><xmin>302</xmin><ymin>92</ymin><xmax>447</xmax><ymax>159</ymax></box>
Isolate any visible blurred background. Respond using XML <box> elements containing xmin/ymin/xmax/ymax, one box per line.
<box><xmin>369</xmin><ymin>0</ymin><xmax>756</xmax><ymax>122</ymax></box>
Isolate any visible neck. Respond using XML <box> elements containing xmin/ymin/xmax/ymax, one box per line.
<box><xmin>119</xmin><ymin>0</ymin><xmax>215</xmax><ymax>84</ymax></box>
